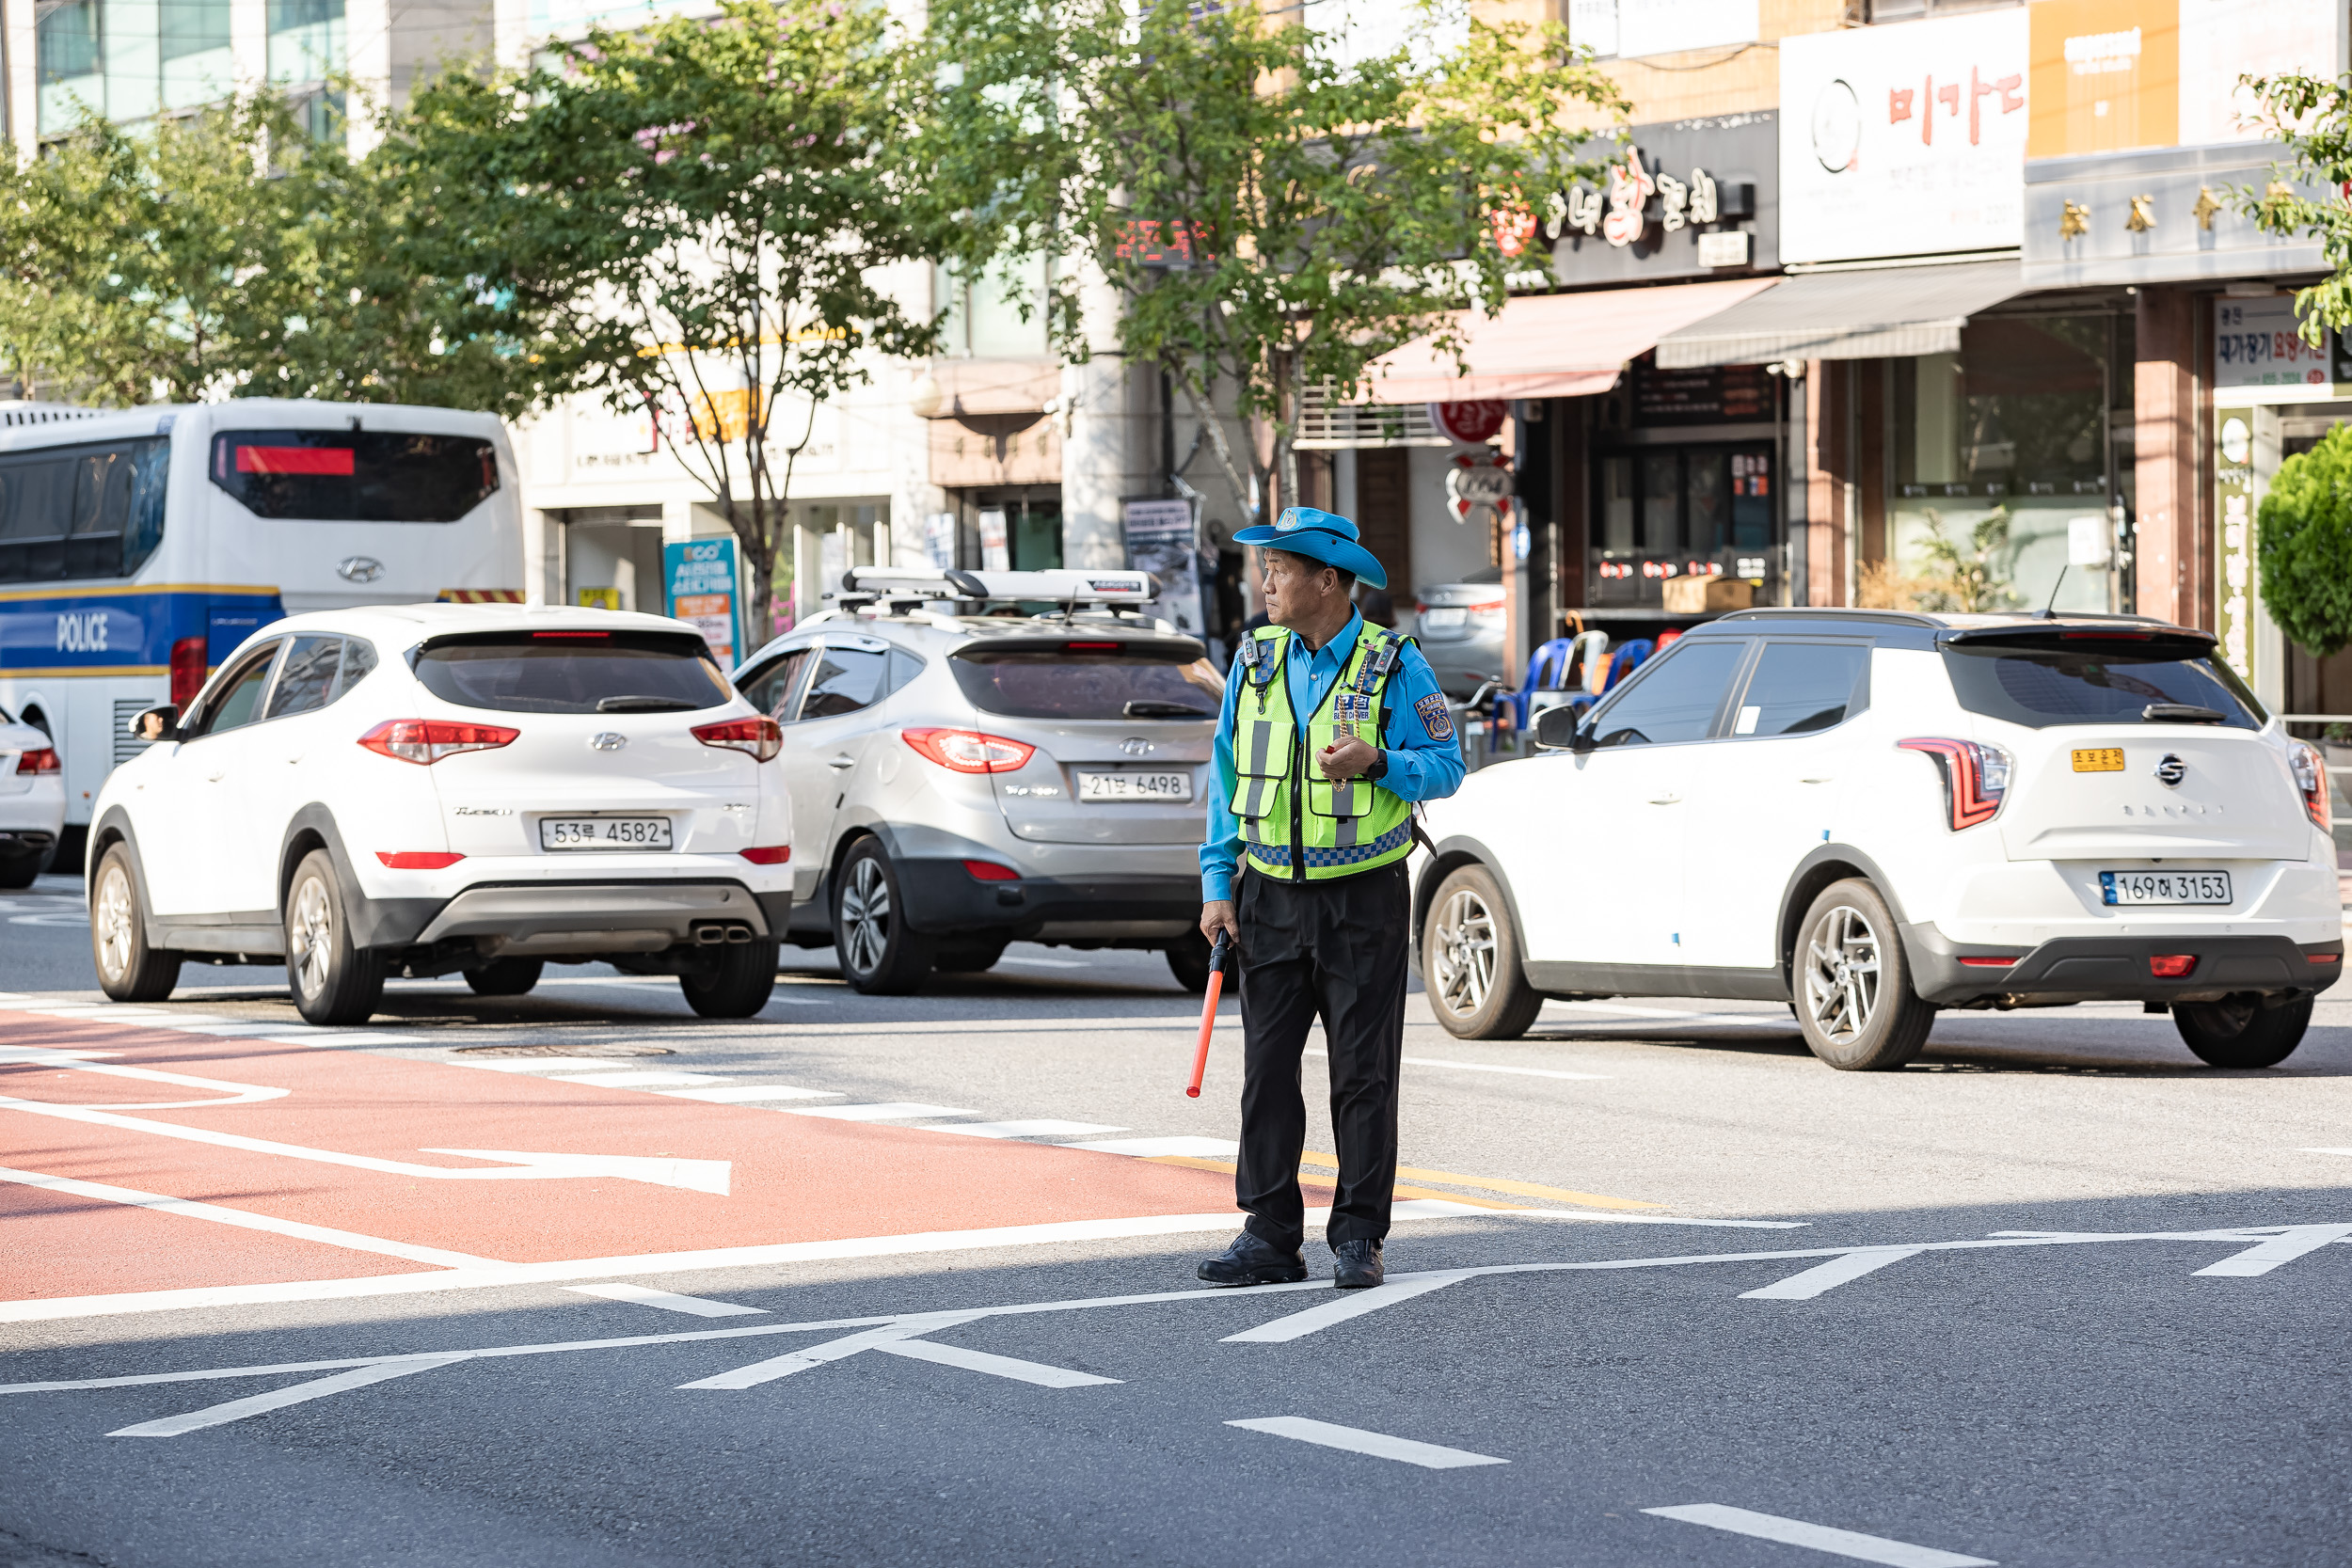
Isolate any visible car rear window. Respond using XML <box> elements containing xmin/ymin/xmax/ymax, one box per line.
<box><xmin>210</xmin><ymin>430</ymin><xmax>499</xmax><ymax>523</ymax></box>
<box><xmin>414</xmin><ymin>630</ymin><xmax>731</xmax><ymax>715</ymax></box>
<box><xmin>951</xmin><ymin>645</ymin><xmax>1218</xmax><ymax>721</ymax></box>
<box><xmin>1943</xmin><ymin>637</ymin><xmax>2265</xmax><ymax>730</ymax></box>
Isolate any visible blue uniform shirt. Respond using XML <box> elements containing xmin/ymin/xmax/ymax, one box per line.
<box><xmin>1200</xmin><ymin>610</ymin><xmax>1467</xmax><ymax>902</ymax></box>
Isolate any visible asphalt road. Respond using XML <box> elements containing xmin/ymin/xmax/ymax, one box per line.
<box><xmin>4</xmin><ymin>876</ymin><xmax>2351</xmax><ymax>1566</ymax></box>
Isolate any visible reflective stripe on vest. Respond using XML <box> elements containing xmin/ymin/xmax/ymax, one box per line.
<box><xmin>1228</xmin><ymin>624</ymin><xmax>1416</xmax><ymax>880</ymax></box>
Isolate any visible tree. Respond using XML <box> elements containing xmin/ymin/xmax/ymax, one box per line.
<box><xmin>1912</xmin><ymin>507</ymin><xmax>2014</xmax><ymax>613</ymax></box>
<box><xmin>2234</xmin><ymin>73</ymin><xmax>2352</xmax><ymax>341</ymax></box>
<box><xmin>0</xmin><ymin>90</ymin><xmax>540</xmax><ymax>413</ymax></box>
<box><xmin>391</xmin><ymin>0</ymin><xmax>953</xmax><ymax>633</ymax></box>
<box><xmin>2257</xmin><ymin>425</ymin><xmax>2352</xmax><ymax>656</ymax></box>
<box><xmin>925</xmin><ymin>0</ymin><xmax>1626</xmax><ymax>525</ymax></box>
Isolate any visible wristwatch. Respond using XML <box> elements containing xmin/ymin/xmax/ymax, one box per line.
<box><xmin>1365</xmin><ymin>751</ymin><xmax>1389</xmax><ymax>781</ymax></box>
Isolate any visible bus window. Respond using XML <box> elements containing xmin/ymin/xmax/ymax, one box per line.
<box><xmin>0</xmin><ymin>438</ymin><xmax>168</xmax><ymax>584</ymax></box>
<box><xmin>210</xmin><ymin>431</ymin><xmax>499</xmax><ymax>523</ymax></box>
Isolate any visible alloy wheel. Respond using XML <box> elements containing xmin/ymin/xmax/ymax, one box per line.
<box><xmin>1432</xmin><ymin>887</ymin><xmax>1496</xmax><ymax>1018</ymax></box>
<box><xmin>290</xmin><ymin>876</ymin><xmax>334</xmax><ymax>998</ymax></box>
<box><xmin>1803</xmin><ymin>903</ymin><xmax>1882</xmax><ymax>1045</ymax></box>
<box><xmin>94</xmin><ymin>866</ymin><xmax>135</xmax><ymax>983</ymax></box>
<box><xmin>840</xmin><ymin>856</ymin><xmax>891</xmax><ymax>975</ymax></box>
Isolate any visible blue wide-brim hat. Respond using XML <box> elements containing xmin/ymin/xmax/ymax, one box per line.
<box><xmin>1232</xmin><ymin>506</ymin><xmax>1388</xmax><ymax>591</ymax></box>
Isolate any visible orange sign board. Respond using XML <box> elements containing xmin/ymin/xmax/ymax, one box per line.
<box><xmin>2028</xmin><ymin>0</ymin><xmax>2179</xmax><ymax>159</ymax></box>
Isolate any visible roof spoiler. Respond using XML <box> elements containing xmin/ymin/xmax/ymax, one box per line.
<box><xmin>1939</xmin><ymin>622</ymin><xmax>2216</xmax><ymax>648</ymax></box>
<box><xmin>833</xmin><ymin>567</ymin><xmax>1159</xmax><ymax>607</ymax></box>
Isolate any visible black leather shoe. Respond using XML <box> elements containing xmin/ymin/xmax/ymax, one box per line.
<box><xmin>1197</xmin><ymin>1231</ymin><xmax>1309</xmax><ymax>1286</ymax></box>
<box><xmin>1332</xmin><ymin>1239</ymin><xmax>1385</xmax><ymax>1290</ymax></box>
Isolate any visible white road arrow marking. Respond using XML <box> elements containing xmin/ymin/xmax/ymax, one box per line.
<box><xmin>2192</xmin><ymin>1222</ymin><xmax>2352</xmax><ymax>1276</ymax></box>
<box><xmin>0</xmin><ymin>1097</ymin><xmax>731</xmax><ymax>1195</ymax></box>
<box><xmin>0</xmin><ymin>1047</ymin><xmax>290</xmax><ymax>1108</ymax></box>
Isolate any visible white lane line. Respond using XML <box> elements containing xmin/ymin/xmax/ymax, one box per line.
<box><xmin>1070</xmin><ymin>1135</ymin><xmax>1242</xmax><ymax>1158</ymax></box>
<box><xmin>2193</xmin><ymin>1223</ymin><xmax>2352</xmax><ymax>1276</ymax></box>
<box><xmin>1644</xmin><ymin>1503</ymin><xmax>1995</xmax><ymax>1566</ymax></box>
<box><xmin>678</xmin><ymin>1312</ymin><xmax>990</xmax><ymax>1388</ymax></box>
<box><xmin>109</xmin><ymin>1355</ymin><xmax>469</xmax><ymax>1438</ymax></box>
<box><xmin>1740</xmin><ymin>1247</ymin><xmax>1928</xmax><ymax>1301</ymax></box>
<box><xmin>1226</xmin><ymin>1417</ymin><xmax>1507</xmax><ymax>1470</ymax></box>
<box><xmin>559</xmin><ymin>1071</ymin><xmax>726</xmax><ymax>1088</ymax></box>
<box><xmin>1305</xmin><ymin>1047</ymin><xmax>1607</xmax><ymax>1083</ymax></box>
<box><xmin>1223</xmin><ymin>1270</ymin><xmax>1478</xmax><ymax>1343</ymax></box>
<box><xmin>262</xmin><ymin>1033</ymin><xmax>430</xmax><ymax>1047</ymax></box>
<box><xmin>917</xmin><ymin>1119</ymin><xmax>1129</xmax><ymax>1139</ymax></box>
<box><xmin>657</xmin><ymin>1084</ymin><xmax>846</xmax><ymax>1102</ymax></box>
<box><xmin>772</xmin><ymin>1101</ymin><xmax>977</xmax><ymax>1122</ymax></box>
<box><xmin>871</xmin><ymin>1338</ymin><xmax>1121</xmax><ymax>1387</ymax></box>
<box><xmin>563</xmin><ymin>1283</ymin><xmax>768</xmax><ymax>1317</ymax></box>
<box><xmin>449</xmin><ymin>1058</ymin><xmax>644</xmax><ymax>1074</ymax></box>
<box><xmin>0</xmin><ymin>1164</ymin><xmax>501</xmax><ymax>1269</ymax></box>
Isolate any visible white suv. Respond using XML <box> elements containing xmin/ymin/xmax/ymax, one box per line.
<box><xmin>87</xmin><ymin>604</ymin><xmax>791</xmax><ymax>1023</ymax></box>
<box><xmin>1415</xmin><ymin>610</ymin><xmax>2344</xmax><ymax>1070</ymax></box>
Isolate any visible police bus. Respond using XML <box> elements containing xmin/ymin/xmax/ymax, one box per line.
<box><xmin>0</xmin><ymin>400</ymin><xmax>522</xmax><ymax>851</ymax></box>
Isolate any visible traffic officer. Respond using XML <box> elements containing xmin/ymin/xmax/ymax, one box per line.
<box><xmin>1196</xmin><ymin>507</ymin><xmax>1466</xmax><ymax>1291</ymax></box>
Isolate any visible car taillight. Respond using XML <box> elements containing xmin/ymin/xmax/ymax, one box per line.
<box><xmin>1897</xmin><ymin>737</ymin><xmax>2010</xmax><ymax>830</ymax></box>
<box><xmin>2151</xmin><ymin>954</ymin><xmax>2198</xmax><ymax>978</ymax></box>
<box><xmin>2290</xmin><ymin>742</ymin><xmax>2330</xmax><ymax>832</ymax></box>
<box><xmin>1957</xmin><ymin>956</ymin><xmax>2018</xmax><ymax>968</ymax></box>
<box><xmin>692</xmin><ymin>717</ymin><xmax>782</xmax><ymax>762</ymax></box>
<box><xmin>739</xmin><ymin>846</ymin><xmax>791</xmax><ymax>864</ymax></box>
<box><xmin>962</xmin><ymin>859</ymin><xmax>1020</xmax><ymax>881</ymax></box>
<box><xmin>14</xmin><ymin>748</ymin><xmax>57</xmax><ymax>774</ymax></box>
<box><xmin>902</xmin><ymin>727</ymin><xmax>1036</xmax><ymax>774</ymax></box>
<box><xmin>376</xmin><ymin>851</ymin><xmax>465</xmax><ymax>869</ymax></box>
<box><xmin>358</xmin><ymin>721</ymin><xmax>520</xmax><ymax>766</ymax></box>
<box><xmin>169</xmin><ymin>636</ymin><xmax>207</xmax><ymax>708</ymax></box>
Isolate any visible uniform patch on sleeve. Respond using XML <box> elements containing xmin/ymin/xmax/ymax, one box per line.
<box><xmin>1416</xmin><ymin>692</ymin><xmax>1455</xmax><ymax>741</ymax></box>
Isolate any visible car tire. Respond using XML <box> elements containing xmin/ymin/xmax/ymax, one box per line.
<box><xmin>285</xmin><ymin>848</ymin><xmax>387</xmax><ymax>1026</ymax></box>
<box><xmin>832</xmin><ymin>840</ymin><xmax>934</xmax><ymax>994</ymax></box>
<box><xmin>2174</xmin><ymin>993</ymin><xmax>2312</xmax><ymax>1069</ymax></box>
<box><xmin>1165</xmin><ymin>932</ymin><xmax>1214</xmax><ymax>993</ymax></box>
<box><xmin>464</xmin><ymin>958</ymin><xmax>544</xmax><ymax>997</ymax></box>
<box><xmin>680</xmin><ymin>939</ymin><xmax>781</xmax><ymax>1018</ymax></box>
<box><xmin>1793</xmin><ymin>879</ymin><xmax>1934</xmax><ymax>1071</ymax></box>
<box><xmin>1422</xmin><ymin>863</ymin><xmax>1542</xmax><ymax>1040</ymax></box>
<box><xmin>90</xmin><ymin>844</ymin><xmax>180</xmax><ymax>1003</ymax></box>
<box><xmin>933</xmin><ymin>941</ymin><xmax>1008</xmax><ymax>974</ymax></box>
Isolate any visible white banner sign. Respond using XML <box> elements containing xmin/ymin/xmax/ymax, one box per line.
<box><xmin>1120</xmin><ymin>498</ymin><xmax>1207</xmax><ymax>641</ymax></box>
<box><xmin>1780</xmin><ymin>9</ymin><xmax>2030</xmax><ymax>264</ymax></box>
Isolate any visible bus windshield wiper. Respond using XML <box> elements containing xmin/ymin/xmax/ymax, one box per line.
<box><xmin>596</xmin><ymin>695</ymin><xmax>698</xmax><ymax>712</ymax></box>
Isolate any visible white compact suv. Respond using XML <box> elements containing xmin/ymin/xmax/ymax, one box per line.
<box><xmin>0</xmin><ymin>704</ymin><xmax>66</xmax><ymax>888</ymax></box>
<box><xmin>87</xmin><ymin>604</ymin><xmax>791</xmax><ymax>1023</ymax></box>
<box><xmin>1415</xmin><ymin>609</ymin><xmax>2344</xmax><ymax>1070</ymax></box>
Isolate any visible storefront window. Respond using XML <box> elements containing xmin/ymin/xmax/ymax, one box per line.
<box><xmin>1889</xmin><ymin>314</ymin><xmax>2121</xmax><ymax>615</ymax></box>
<box><xmin>1592</xmin><ymin>444</ymin><xmax>1774</xmax><ymax>606</ymax></box>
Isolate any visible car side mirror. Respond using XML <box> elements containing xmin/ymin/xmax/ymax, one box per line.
<box><xmin>1534</xmin><ymin>705</ymin><xmax>1591</xmax><ymax>752</ymax></box>
<box><xmin>131</xmin><ymin>705</ymin><xmax>180</xmax><ymax>743</ymax></box>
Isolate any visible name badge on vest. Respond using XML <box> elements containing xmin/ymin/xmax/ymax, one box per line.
<box><xmin>1335</xmin><ymin>691</ymin><xmax>1374</xmax><ymax>724</ymax></box>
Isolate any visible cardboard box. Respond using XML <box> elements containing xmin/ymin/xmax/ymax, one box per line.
<box><xmin>1660</xmin><ymin>577</ymin><xmax>1755</xmax><ymax>614</ymax></box>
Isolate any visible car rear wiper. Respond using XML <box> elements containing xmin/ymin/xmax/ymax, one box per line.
<box><xmin>1124</xmin><ymin>700</ymin><xmax>1214</xmax><ymax>720</ymax></box>
<box><xmin>2142</xmin><ymin>703</ymin><xmax>2226</xmax><ymax>723</ymax></box>
<box><xmin>596</xmin><ymin>695</ymin><xmax>698</xmax><ymax>713</ymax></box>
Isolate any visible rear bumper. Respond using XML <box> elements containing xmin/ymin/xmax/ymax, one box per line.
<box><xmin>1905</xmin><ymin>922</ymin><xmax>2345</xmax><ymax>1006</ymax></box>
<box><xmin>373</xmin><ymin>879</ymin><xmax>778</xmax><ymax>955</ymax></box>
<box><xmin>897</xmin><ymin>859</ymin><xmax>1200</xmax><ymax>944</ymax></box>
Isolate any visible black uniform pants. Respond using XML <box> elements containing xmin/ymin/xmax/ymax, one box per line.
<box><xmin>1234</xmin><ymin>860</ymin><xmax>1409</xmax><ymax>1253</ymax></box>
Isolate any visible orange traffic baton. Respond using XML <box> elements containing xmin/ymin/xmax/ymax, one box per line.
<box><xmin>1184</xmin><ymin>933</ymin><xmax>1232</xmax><ymax>1098</ymax></box>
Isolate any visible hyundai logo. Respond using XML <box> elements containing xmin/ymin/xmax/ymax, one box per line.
<box><xmin>336</xmin><ymin>556</ymin><xmax>385</xmax><ymax>584</ymax></box>
<box><xmin>589</xmin><ymin>733</ymin><xmax>628</xmax><ymax>752</ymax></box>
<box><xmin>1120</xmin><ymin>736</ymin><xmax>1154</xmax><ymax>757</ymax></box>
<box><xmin>2154</xmin><ymin>753</ymin><xmax>2186</xmax><ymax>787</ymax></box>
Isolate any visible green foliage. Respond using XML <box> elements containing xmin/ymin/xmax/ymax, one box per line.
<box><xmin>2234</xmin><ymin>72</ymin><xmax>2352</xmax><ymax>342</ymax></box>
<box><xmin>922</xmin><ymin>0</ymin><xmax>1626</xmax><ymax>517</ymax></box>
<box><xmin>2258</xmin><ymin>424</ymin><xmax>2352</xmax><ymax>657</ymax></box>
<box><xmin>1912</xmin><ymin>507</ymin><xmax>2014</xmax><ymax>614</ymax></box>
<box><xmin>390</xmin><ymin>0</ymin><xmax>954</xmax><ymax>628</ymax></box>
<box><xmin>0</xmin><ymin>91</ymin><xmax>536</xmax><ymax>412</ymax></box>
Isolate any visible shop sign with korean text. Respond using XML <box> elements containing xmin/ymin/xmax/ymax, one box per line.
<box><xmin>2213</xmin><ymin>408</ymin><xmax>2263</xmax><ymax>686</ymax></box>
<box><xmin>2211</xmin><ymin>296</ymin><xmax>2352</xmax><ymax>400</ymax></box>
<box><xmin>1548</xmin><ymin>113</ymin><xmax>1776</xmax><ymax>286</ymax></box>
<box><xmin>663</xmin><ymin>536</ymin><xmax>741</xmax><ymax>665</ymax></box>
<box><xmin>1779</xmin><ymin>10</ymin><xmax>2029</xmax><ymax>264</ymax></box>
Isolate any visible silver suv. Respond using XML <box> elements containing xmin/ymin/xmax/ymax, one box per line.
<box><xmin>732</xmin><ymin>568</ymin><xmax>1219</xmax><ymax>993</ymax></box>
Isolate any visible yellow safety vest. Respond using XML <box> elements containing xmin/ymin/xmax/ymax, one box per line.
<box><xmin>1230</xmin><ymin>623</ymin><xmax>1416</xmax><ymax>881</ymax></box>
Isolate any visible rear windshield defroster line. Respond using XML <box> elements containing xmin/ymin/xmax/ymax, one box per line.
<box><xmin>949</xmin><ymin>642</ymin><xmax>1218</xmax><ymax>721</ymax></box>
<box><xmin>1941</xmin><ymin>638</ymin><xmax>2265</xmax><ymax>731</ymax></box>
<box><xmin>410</xmin><ymin>630</ymin><xmax>732</xmax><ymax>715</ymax></box>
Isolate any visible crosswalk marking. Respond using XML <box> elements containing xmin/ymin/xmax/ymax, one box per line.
<box><xmin>773</xmin><ymin>1101</ymin><xmax>978</xmax><ymax>1122</ymax></box>
<box><xmin>2192</xmin><ymin>1222</ymin><xmax>2352</xmax><ymax>1276</ymax></box>
<box><xmin>564</xmin><ymin>1283</ymin><xmax>767</xmax><ymax>1317</ymax></box>
<box><xmin>1741</xmin><ymin>1247</ymin><xmax>1928</xmax><ymax>1300</ymax></box>
<box><xmin>1226</xmin><ymin>1416</ymin><xmax>1507</xmax><ymax>1470</ymax></box>
<box><xmin>678</xmin><ymin>1313</ymin><xmax>992</xmax><ymax>1388</ymax></box>
<box><xmin>871</xmin><ymin>1338</ymin><xmax>1120</xmax><ymax>1387</ymax></box>
<box><xmin>1222</xmin><ymin>1271</ymin><xmax>1478</xmax><ymax>1343</ymax></box>
<box><xmin>656</xmin><ymin>1084</ymin><xmax>846</xmax><ymax>1102</ymax></box>
<box><xmin>917</xmin><ymin>1119</ymin><xmax>1128</xmax><ymax>1139</ymax></box>
<box><xmin>109</xmin><ymin>1355</ymin><xmax>468</xmax><ymax>1438</ymax></box>
<box><xmin>1643</xmin><ymin>1503</ymin><xmax>1995</xmax><ymax>1566</ymax></box>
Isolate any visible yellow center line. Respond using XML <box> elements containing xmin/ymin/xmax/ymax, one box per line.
<box><xmin>1302</xmin><ymin>1151</ymin><xmax>1664</xmax><ymax>1211</ymax></box>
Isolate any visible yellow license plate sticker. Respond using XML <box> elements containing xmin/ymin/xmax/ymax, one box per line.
<box><xmin>2073</xmin><ymin>748</ymin><xmax>2124</xmax><ymax>772</ymax></box>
